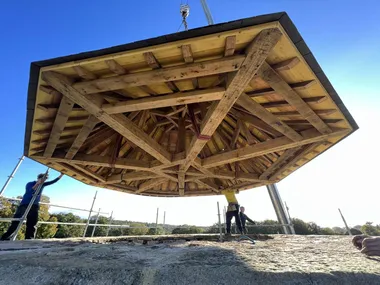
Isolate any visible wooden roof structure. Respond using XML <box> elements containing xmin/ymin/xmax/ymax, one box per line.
<box><xmin>24</xmin><ymin>12</ymin><xmax>358</xmax><ymax>197</ymax></box>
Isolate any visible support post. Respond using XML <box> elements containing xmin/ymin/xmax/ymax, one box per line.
<box><xmin>267</xmin><ymin>184</ymin><xmax>292</xmax><ymax>234</ymax></box>
<box><xmin>0</xmin><ymin>156</ymin><xmax>25</xmax><ymax>196</ymax></box>
<box><xmin>11</xmin><ymin>168</ymin><xmax>50</xmax><ymax>241</ymax></box>
<box><xmin>217</xmin><ymin>202</ymin><xmax>222</xmax><ymax>241</ymax></box>
<box><xmin>163</xmin><ymin>211</ymin><xmax>166</xmax><ymax>231</ymax></box>
<box><xmin>91</xmin><ymin>208</ymin><xmax>101</xmax><ymax>237</ymax></box>
<box><xmin>338</xmin><ymin>208</ymin><xmax>352</xmax><ymax>236</ymax></box>
<box><xmin>83</xmin><ymin>191</ymin><xmax>97</xmax><ymax>237</ymax></box>
<box><xmin>155</xmin><ymin>208</ymin><xmax>159</xmax><ymax>235</ymax></box>
<box><xmin>284</xmin><ymin>201</ymin><xmax>296</xmax><ymax>234</ymax></box>
<box><xmin>223</xmin><ymin>206</ymin><xmax>227</xmax><ymax>233</ymax></box>
<box><xmin>106</xmin><ymin>211</ymin><xmax>113</xmax><ymax>237</ymax></box>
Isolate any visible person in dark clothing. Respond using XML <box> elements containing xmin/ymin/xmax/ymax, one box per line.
<box><xmin>222</xmin><ymin>190</ymin><xmax>243</xmax><ymax>235</ymax></box>
<box><xmin>239</xmin><ymin>206</ymin><xmax>256</xmax><ymax>234</ymax></box>
<box><xmin>1</xmin><ymin>172</ymin><xmax>63</xmax><ymax>240</ymax></box>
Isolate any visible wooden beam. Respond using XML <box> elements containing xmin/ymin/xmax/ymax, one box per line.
<box><xmin>43</xmin><ymin>97</ymin><xmax>75</xmax><ymax>157</ymax></box>
<box><xmin>102</xmin><ymin>87</ymin><xmax>225</xmax><ymax>114</ymax></box>
<box><xmin>259</xmin><ymin>147</ymin><xmax>300</xmax><ymax>179</ymax></box>
<box><xmin>178</xmin><ymin>172</ymin><xmax>185</xmax><ymax>196</ymax></box>
<box><xmin>72</xmin><ymin>55</ymin><xmax>245</xmax><ymax>94</ymax></box>
<box><xmin>137</xmin><ymin>178</ymin><xmax>167</xmax><ymax>193</ymax></box>
<box><xmin>181</xmin><ymin>45</ymin><xmax>194</xmax><ymax>63</ymax></box>
<box><xmin>73</xmin><ymin>66</ymin><xmax>97</xmax><ymax>80</ymax></box>
<box><xmin>33</xmin><ymin>126</ymin><xmax>82</xmax><ymax>136</ymax></box>
<box><xmin>272</xmin><ymin>109</ymin><xmax>337</xmax><ymax>117</ymax></box>
<box><xmin>271</xmin><ymin>57</ymin><xmax>300</xmax><ymax>71</ymax></box>
<box><xmin>105</xmin><ymin>171</ymin><xmax>158</xmax><ymax>184</ymax></box>
<box><xmin>283</xmin><ymin>119</ymin><xmax>343</xmax><ymax>125</ymax></box>
<box><xmin>57</xmin><ymin>162</ymin><xmax>99</xmax><ymax>184</ymax></box>
<box><xmin>270</xmin><ymin>143</ymin><xmax>321</xmax><ymax>180</ymax></box>
<box><xmin>229</xmin><ymin>108</ymin><xmax>282</xmax><ymax>137</ymax></box>
<box><xmin>31</xmin><ymin>135</ymin><xmax>74</xmax><ymax>145</ymax></box>
<box><xmin>237</xmin><ymin>93</ymin><xmax>303</xmax><ymax>141</ymax></box>
<box><xmin>35</xmin><ymin>115</ymin><xmax>88</xmax><ymax>125</ymax></box>
<box><xmin>247</xmin><ymin>80</ymin><xmax>316</xmax><ymax>98</ymax></box>
<box><xmin>230</xmin><ymin>119</ymin><xmax>241</xmax><ymax>148</ymax></box>
<box><xmin>42</xmin><ymin>71</ymin><xmax>172</xmax><ymax>164</ymax></box>
<box><xmin>69</xmin><ymin>164</ymin><xmax>107</xmax><ymax>183</ymax></box>
<box><xmin>261</xmin><ymin>96</ymin><xmax>327</xmax><ymax>109</ymax></box>
<box><xmin>181</xmin><ymin>28</ymin><xmax>283</xmax><ymax>172</ymax></box>
<box><xmin>258</xmin><ymin>62</ymin><xmax>332</xmax><ymax>134</ymax></box>
<box><xmin>224</xmin><ymin>36</ymin><xmax>236</xmax><ymax>56</ymax></box>
<box><xmin>65</xmin><ymin>115</ymin><xmax>99</xmax><ymax>159</ymax></box>
<box><xmin>238</xmin><ymin>119</ymin><xmax>256</xmax><ymax>145</ymax></box>
<box><xmin>202</xmin><ymin>128</ymin><xmax>350</xmax><ymax>168</ymax></box>
<box><xmin>105</xmin><ymin>59</ymin><xmax>127</xmax><ymax>75</ymax></box>
<box><xmin>193</xmin><ymin>179</ymin><xmax>219</xmax><ymax>193</ymax></box>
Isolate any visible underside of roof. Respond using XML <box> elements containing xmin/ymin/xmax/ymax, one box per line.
<box><xmin>24</xmin><ymin>12</ymin><xmax>358</xmax><ymax>197</ymax></box>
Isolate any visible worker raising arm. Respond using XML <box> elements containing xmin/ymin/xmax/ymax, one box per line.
<box><xmin>222</xmin><ymin>189</ymin><xmax>243</xmax><ymax>235</ymax></box>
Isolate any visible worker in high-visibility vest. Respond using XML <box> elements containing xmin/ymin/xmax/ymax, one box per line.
<box><xmin>222</xmin><ymin>189</ymin><xmax>243</xmax><ymax>235</ymax></box>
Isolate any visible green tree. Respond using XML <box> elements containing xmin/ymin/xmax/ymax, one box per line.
<box><xmin>332</xmin><ymin>227</ymin><xmax>345</xmax><ymax>235</ymax></box>
<box><xmin>361</xmin><ymin>222</ymin><xmax>380</xmax><ymax>236</ymax></box>
<box><xmin>124</xmin><ymin>222</ymin><xmax>149</xmax><ymax>235</ymax></box>
<box><xmin>0</xmin><ymin>197</ymin><xmax>25</xmax><ymax>239</ymax></box>
<box><xmin>292</xmin><ymin>218</ymin><xmax>310</xmax><ymax>235</ymax></box>
<box><xmin>36</xmin><ymin>195</ymin><xmax>58</xmax><ymax>239</ymax></box>
<box><xmin>320</xmin><ymin>227</ymin><xmax>335</xmax><ymax>235</ymax></box>
<box><xmin>85</xmin><ymin>216</ymin><xmax>109</xmax><ymax>237</ymax></box>
<box><xmin>148</xmin><ymin>226</ymin><xmax>165</xmax><ymax>235</ymax></box>
<box><xmin>52</xmin><ymin>212</ymin><xmax>85</xmax><ymax>238</ymax></box>
<box><xmin>172</xmin><ymin>225</ymin><xmax>204</xmax><ymax>234</ymax></box>
<box><xmin>307</xmin><ymin>222</ymin><xmax>321</xmax><ymax>234</ymax></box>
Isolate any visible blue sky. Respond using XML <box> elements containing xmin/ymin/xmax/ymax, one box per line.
<box><xmin>0</xmin><ymin>1</ymin><xmax>379</xmax><ymax>228</ymax></box>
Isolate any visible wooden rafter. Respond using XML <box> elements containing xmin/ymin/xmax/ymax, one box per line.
<box><xmin>43</xmin><ymin>97</ymin><xmax>74</xmax><ymax>157</ymax></box>
<box><xmin>102</xmin><ymin>87</ymin><xmax>225</xmax><ymax>114</ymax></box>
<box><xmin>42</xmin><ymin>71</ymin><xmax>172</xmax><ymax>164</ymax></box>
<box><xmin>202</xmin><ymin>128</ymin><xmax>350</xmax><ymax>168</ymax></box>
<box><xmin>180</xmin><ymin>28</ymin><xmax>283</xmax><ymax>172</ymax></box>
<box><xmin>105</xmin><ymin>171</ymin><xmax>158</xmax><ymax>184</ymax></box>
<box><xmin>257</xmin><ymin>62</ymin><xmax>332</xmax><ymax>134</ymax></box>
<box><xmin>259</xmin><ymin>147</ymin><xmax>300</xmax><ymax>179</ymax></box>
<box><xmin>137</xmin><ymin>178</ymin><xmax>167</xmax><ymax>194</ymax></box>
<box><xmin>237</xmin><ymin>93</ymin><xmax>303</xmax><ymax>141</ymax></box>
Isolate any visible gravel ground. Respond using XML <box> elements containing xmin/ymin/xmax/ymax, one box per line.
<box><xmin>0</xmin><ymin>235</ymin><xmax>379</xmax><ymax>285</ymax></box>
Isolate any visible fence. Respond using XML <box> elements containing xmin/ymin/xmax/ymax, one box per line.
<box><xmin>0</xmin><ymin>157</ymin><xmax>295</xmax><ymax>241</ymax></box>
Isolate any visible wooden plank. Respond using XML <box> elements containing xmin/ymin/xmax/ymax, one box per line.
<box><xmin>143</xmin><ymin>52</ymin><xmax>178</xmax><ymax>92</ymax></box>
<box><xmin>261</xmin><ymin>96</ymin><xmax>327</xmax><ymax>108</ymax></box>
<box><xmin>238</xmin><ymin>119</ymin><xmax>256</xmax><ymax>144</ymax></box>
<box><xmin>57</xmin><ymin>162</ymin><xmax>99</xmax><ymax>184</ymax></box>
<box><xmin>31</xmin><ymin>135</ymin><xmax>74</xmax><ymax>145</ymax></box>
<box><xmin>193</xmin><ymin>179</ymin><xmax>219</xmax><ymax>193</ymax></box>
<box><xmin>177</xmin><ymin>118</ymin><xmax>186</xmax><ymax>152</ymax></box>
<box><xmin>39</xmin><ymin>85</ymin><xmax>61</xmax><ymax>96</ymax></box>
<box><xmin>229</xmin><ymin>108</ymin><xmax>282</xmax><ymax>137</ymax></box>
<box><xmin>102</xmin><ymin>87</ymin><xmax>225</xmax><ymax>114</ymax></box>
<box><xmin>237</xmin><ymin>93</ymin><xmax>303</xmax><ymax>141</ymax></box>
<box><xmin>70</xmin><ymin>164</ymin><xmax>107</xmax><ymax>183</ymax></box>
<box><xmin>181</xmin><ymin>45</ymin><xmax>194</xmax><ymax>63</ymax></box>
<box><xmin>271</xmin><ymin>57</ymin><xmax>300</xmax><ymax>71</ymax></box>
<box><xmin>33</xmin><ymin>126</ymin><xmax>82</xmax><ymax>136</ymax></box>
<box><xmin>224</xmin><ymin>36</ymin><xmax>236</xmax><ymax>56</ymax></box>
<box><xmin>258</xmin><ymin>62</ymin><xmax>332</xmax><ymax>134</ymax></box>
<box><xmin>37</xmin><ymin>104</ymin><xmax>84</xmax><ymax>113</ymax></box>
<box><xmin>181</xmin><ymin>28</ymin><xmax>283</xmax><ymax>172</ymax></box>
<box><xmin>270</xmin><ymin>143</ymin><xmax>321</xmax><ymax>180</ymax></box>
<box><xmin>178</xmin><ymin>172</ymin><xmax>185</xmax><ymax>196</ymax></box>
<box><xmin>202</xmin><ymin>128</ymin><xmax>350</xmax><ymax>168</ymax></box>
<box><xmin>272</xmin><ymin>109</ymin><xmax>337</xmax><ymax>117</ymax></box>
<box><xmin>105</xmin><ymin>59</ymin><xmax>127</xmax><ymax>75</ymax></box>
<box><xmin>283</xmin><ymin>119</ymin><xmax>343</xmax><ymax>125</ymax></box>
<box><xmin>65</xmin><ymin>115</ymin><xmax>99</xmax><ymax>159</ymax></box>
<box><xmin>73</xmin><ymin>55</ymin><xmax>245</xmax><ymax>94</ymax></box>
<box><xmin>42</xmin><ymin>71</ymin><xmax>172</xmax><ymax>164</ymax></box>
<box><xmin>137</xmin><ymin>178</ymin><xmax>167</xmax><ymax>193</ymax></box>
<box><xmin>35</xmin><ymin>115</ymin><xmax>88</xmax><ymax>125</ymax></box>
<box><xmin>230</xmin><ymin>119</ymin><xmax>241</xmax><ymax>148</ymax></box>
<box><xmin>105</xmin><ymin>171</ymin><xmax>158</xmax><ymax>184</ymax></box>
<box><xmin>73</xmin><ymin>66</ymin><xmax>97</xmax><ymax>80</ymax></box>
<box><xmin>247</xmin><ymin>80</ymin><xmax>316</xmax><ymax>98</ymax></box>
<box><xmin>259</xmin><ymin>147</ymin><xmax>300</xmax><ymax>179</ymax></box>
<box><xmin>34</xmin><ymin>152</ymin><xmax>151</xmax><ymax>171</ymax></box>
<box><xmin>43</xmin><ymin>97</ymin><xmax>75</xmax><ymax>157</ymax></box>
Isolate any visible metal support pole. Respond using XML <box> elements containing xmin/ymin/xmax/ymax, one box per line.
<box><xmin>163</xmin><ymin>211</ymin><xmax>166</xmax><ymax>232</ymax></box>
<box><xmin>217</xmin><ymin>202</ymin><xmax>222</xmax><ymax>241</ymax></box>
<box><xmin>0</xmin><ymin>156</ymin><xmax>25</xmax><ymax>197</ymax></box>
<box><xmin>284</xmin><ymin>201</ymin><xmax>296</xmax><ymax>234</ymax></box>
<box><xmin>222</xmin><ymin>207</ymin><xmax>226</xmax><ymax>233</ymax></box>
<box><xmin>155</xmin><ymin>208</ymin><xmax>159</xmax><ymax>234</ymax></box>
<box><xmin>83</xmin><ymin>191</ymin><xmax>97</xmax><ymax>237</ymax></box>
<box><xmin>106</xmin><ymin>211</ymin><xmax>113</xmax><ymax>237</ymax></box>
<box><xmin>267</xmin><ymin>184</ymin><xmax>292</xmax><ymax>234</ymax></box>
<box><xmin>91</xmin><ymin>208</ymin><xmax>101</xmax><ymax>237</ymax></box>
<box><xmin>338</xmin><ymin>208</ymin><xmax>352</xmax><ymax>236</ymax></box>
<box><xmin>200</xmin><ymin>0</ymin><xmax>214</xmax><ymax>25</ymax></box>
<box><xmin>11</xmin><ymin>168</ymin><xmax>50</xmax><ymax>241</ymax></box>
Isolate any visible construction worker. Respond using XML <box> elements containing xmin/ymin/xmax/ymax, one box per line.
<box><xmin>222</xmin><ymin>189</ymin><xmax>243</xmax><ymax>235</ymax></box>
<box><xmin>239</xmin><ymin>206</ymin><xmax>256</xmax><ymax>234</ymax></box>
<box><xmin>1</xmin><ymin>172</ymin><xmax>63</xmax><ymax>240</ymax></box>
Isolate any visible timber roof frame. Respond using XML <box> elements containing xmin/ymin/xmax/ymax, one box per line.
<box><xmin>24</xmin><ymin>12</ymin><xmax>358</xmax><ymax>197</ymax></box>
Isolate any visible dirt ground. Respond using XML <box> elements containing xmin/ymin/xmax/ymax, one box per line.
<box><xmin>0</xmin><ymin>235</ymin><xmax>379</xmax><ymax>285</ymax></box>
